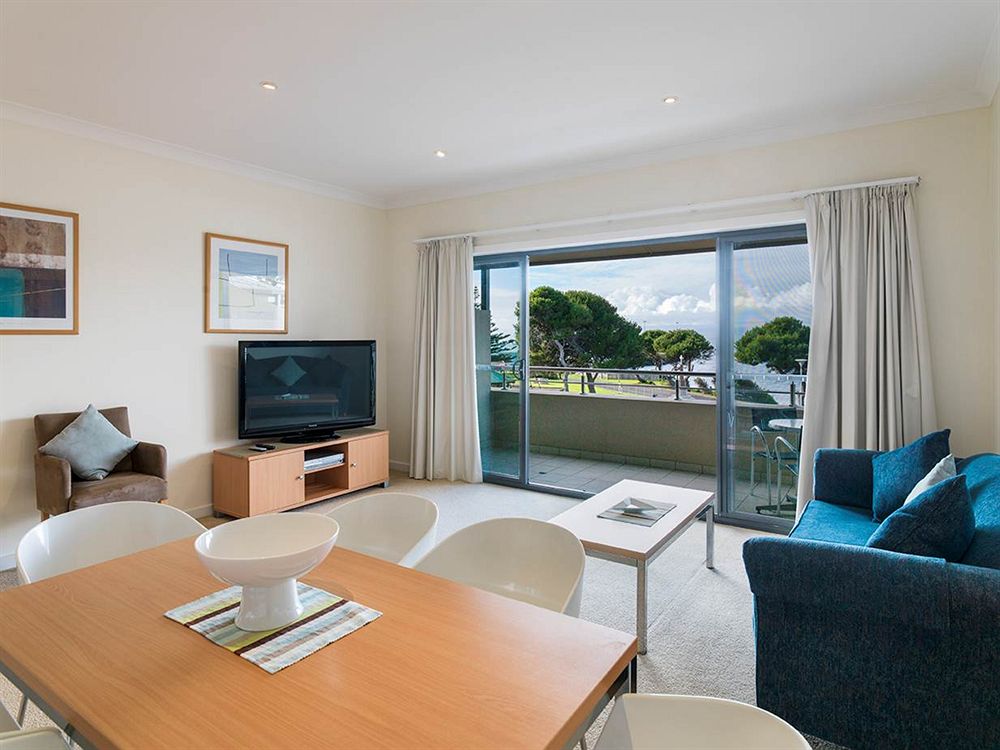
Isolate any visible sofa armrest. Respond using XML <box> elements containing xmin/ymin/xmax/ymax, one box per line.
<box><xmin>131</xmin><ymin>441</ymin><xmax>167</xmax><ymax>479</ymax></box>
<box><xmin>812</xmin><ymin>448</ymin><xmax>878</xmax><ymax>511</ymax></box>
<box><xmin>743</xmin><ymin>536</ymin><xmax>953</xmax><ymax>628</ymax></box>
<box><xmin>34</xmin><ymin>452</ymin><xmax>72</xmax><ymax>516</ymax></box>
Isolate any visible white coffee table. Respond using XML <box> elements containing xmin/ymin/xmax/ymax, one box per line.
<box><xmin>550</xmin><ymin>479</ymin><xmax>715</xmax><ymax>654</ymax></box>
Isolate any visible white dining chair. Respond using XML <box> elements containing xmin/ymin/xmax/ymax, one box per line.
<box><xmin>13</xmin><ymin>502</ymin><xmax>206</xmax><ymax>727</ymax></box>
<box><xmin>326</xmin><ymin>492</ymin><xmax>438</xmax><ymax>567</ymax></box>
<box><xmin>0</xmin><ymin>703</ymin><xmax>18</xmax><ymax>734</ymax></box>
<box><xmin>0</xmin><ymin>701</ymin><xmax>69</xmax><ymax>749</ymax></box>
<box><xmin>0</xmin><ymin>728</ymin><xmax>70</xmax><ymax>750</ymax></box>
<box><xmin>594</xmin><ymin>694</ymin><xmax>810</xmax><ymax>750</ymax></box>
<box><xmin>413</xmin><ymin>517</ymin><xmax>585</xmax><ymax>616</ymax></box>
<box><xmin>16</xmin><ymin>501</ymin><xmax>206</xmax><ymax>584</ymax></box>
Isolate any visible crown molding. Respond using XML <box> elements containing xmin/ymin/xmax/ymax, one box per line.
<box><xmin>382</xmin><ymin>89</ymin><xmax>990</xmax><ymax>209</ymax></box>
<box><xmin>0</xmin><ymin>100</ymin><xmax>387</xmax><ymax>209</ymax></box>
<box><xmin>2</xmin><ymin>87</ymin><xmax>991</xmax><ymax>215</ymax></box>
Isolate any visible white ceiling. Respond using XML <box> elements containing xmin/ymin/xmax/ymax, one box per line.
<box><xmin>1</xmin><ymin>1</ymin><xmax>998</xmax><ymax>208</ymax></box>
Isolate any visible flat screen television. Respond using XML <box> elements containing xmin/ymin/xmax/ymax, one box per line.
<box><xmin>238</xmin><ymin>340</ymin><xmax>376</xmax><ymax>442</ymax></box>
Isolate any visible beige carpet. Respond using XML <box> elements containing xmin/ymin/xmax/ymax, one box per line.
<box><xmin>0</xmin><ymin>472</ymin><xmax>844</xmax><ymax>748</ymax></box>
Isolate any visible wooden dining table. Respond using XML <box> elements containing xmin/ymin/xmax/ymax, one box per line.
<box><xmin>0</xmin><ymin>539</ymin><xmax>637</xmax><ymax>750</ymax></box>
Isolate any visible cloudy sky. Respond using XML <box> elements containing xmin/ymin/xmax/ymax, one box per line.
<box><xmin>481</xmin><ymin>244</ymin><xmax>811</xmax><ymax>360</ymax></box>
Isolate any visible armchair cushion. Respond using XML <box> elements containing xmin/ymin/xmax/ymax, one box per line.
<box><xmin>871</xmin><ymin>428</ymin><xmax>951</xmax><ymax>521</ymax></box>
<box><xmin>70</xmin><ymin>472</ymin><xmax>167</xmax><ymax>509</ymax></box>
<box><xmin>39</xmin><ymin>404</ymin><xmax>138</xmax><ymax>480</ymax></box>
<box><xmin>130</xmin><ymin>441</ymin><xmax>167</xmax><ymax>480</ymax></box>
<box><xmin>867</xmin><ymin>474</ymin><xmax>975</xmax><ymax>562</ymax></box>
<box><xmin>791</xmin><ymin>500</ymin><xmax>879</xmax><ymax>546</ymax></box>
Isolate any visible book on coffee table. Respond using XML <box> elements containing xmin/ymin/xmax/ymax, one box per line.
<box><xmin>597</xmin><ymin>496</ymin><xmax>676</xmax><ymax>527</ymax></box>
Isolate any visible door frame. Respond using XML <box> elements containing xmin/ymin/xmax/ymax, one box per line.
<box><xmin>475</xmin><ymin>223</ymin><xmax>809</xmax><ymax>526</ymax></box>
<box><xmin>474</xmin><ymin>255</ymin><xmax>532</xmax><ymax>490</ymax></box>
<box><xmin>715</xmin><ymin>225</ymin><xmax>808</xmax><ymax>532</ymax></box>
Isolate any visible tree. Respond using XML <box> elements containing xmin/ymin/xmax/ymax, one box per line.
<box><xmin>566</xmin><ymin>290</ymin><xmax>645</xmax><ymax>371</ymax></box>
<box><xmin>652</xmin><ymin>329</ymin><xmax>715</xmax><ymax>378</ymax></box>
<box><xmin>640</xmin><ymin>329</ymin><xmax>669</xmax><ymax>370</ymax></box>
<box><xmin>734</xmin><ymin>316</ymin><xmax>810</xmax><ymax>374</ymax></box>
<box><xmin>734</xmin><ymin>379</ymin><xmax>777</xmax><ymax>405</ymax></box>
<box><xmin>523</xmin><ymin>287</ymin><xmax>588</xmax><ymax>389</ymax></box>
<box><xmin>489</xmin><ymin>321</ymin><xmax>517</xmax><ymax>363</ymax></box>
<box><xmin>528</xmin><ymin>286</ymin><xmax>644</xmax><ymax>393</ymax></box>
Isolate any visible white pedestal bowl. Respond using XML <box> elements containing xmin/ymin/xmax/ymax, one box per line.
<box><xmin>194</xmin><ymin>513</ymin><xmax>339</xmax><ymax>631</ymax></box>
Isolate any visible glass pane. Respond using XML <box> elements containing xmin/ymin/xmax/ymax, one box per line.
<box><xmin>526</xmin><ymin>250</ymin><xmax>718</xmax><ymax>494</ymax></box>
<box><xmin>729</xmin><ymin>242</ymin><xmax>811</xmax><ymax>526</ymax></box>
<box><xmin>474</xmin><ymin>264</ymin><xmax>522</xmax><ymax>479</ymax></box>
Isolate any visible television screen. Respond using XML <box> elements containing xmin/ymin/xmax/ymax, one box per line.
<box><xmin>238</xmin><ymin>340</ymin><xmax>375</xmax><ymax>440</ymax></box>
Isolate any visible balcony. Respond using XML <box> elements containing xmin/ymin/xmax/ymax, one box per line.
<box><xmin>478</xmin><ymin>366</ymin><xmax>805</xmax><ymax>518</ymax></box>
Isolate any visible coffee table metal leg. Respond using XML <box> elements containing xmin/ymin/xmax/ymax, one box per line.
<box><xmin>705</xmin><ymin>505</ymin><xmax>715</xmax><ymax>570</ymax></box>
<box><xmin>636</xmin><ymin>559</ymin><xmax>647</xmax><ymax>655</ymax></box>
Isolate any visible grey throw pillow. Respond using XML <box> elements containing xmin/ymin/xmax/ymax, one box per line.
<box><xmin>40</xmin><ymin>404</ymin><xmax>138</xmax><ymax>480</ymax></box>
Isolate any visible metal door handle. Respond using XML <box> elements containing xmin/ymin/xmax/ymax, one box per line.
<box><xmin>296</xmin><ymin>475</ymin><xmax>304</xmax><ymax>481</ymax></box>
<box><xmin>350</xmin><ymin>462</ymin><xmax>358</xmax><ymax>468</ymax></box>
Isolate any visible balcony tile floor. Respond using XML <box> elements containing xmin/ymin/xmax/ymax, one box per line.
<box><xmin>482</xmin><ymin>448</ymin><xmax>794</xmax><ymax>519</ymax></box>
<box><xmin>483</xmin><ymin>449</ymin><xmax>710</xmax><ymax>494</ymax></box>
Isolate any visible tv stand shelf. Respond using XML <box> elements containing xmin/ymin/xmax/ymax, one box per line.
<box><xmin>212</xmin><ymin>428</ymin><xmax>389</xmax><ymax>518</ymax></box>
<box><xmin>303</xmin><ymin>463</ymin><xmax>343</xmax><ymax>476</ymax></box>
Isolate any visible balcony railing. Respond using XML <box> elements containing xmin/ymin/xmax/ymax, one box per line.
<box><xmin>485</xmin><ymin>364</ymin><xmax>806</xmax><ymax>407</ymax></box>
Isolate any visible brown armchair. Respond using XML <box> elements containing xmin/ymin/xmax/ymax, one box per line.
<box><xmin>33</xmin><ymin>406</ymin><xmax>168</xmax><ymax>519</ymax></box>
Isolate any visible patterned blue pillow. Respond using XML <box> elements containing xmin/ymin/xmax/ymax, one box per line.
<box><xmin>867</xmin><ymin>474</ymin><xmax>975</xmax><ymax>562</ymax></box>
<box><xmin>871</xmin><ymin>429</ymin><xmax>951</xmax><ymax>521</ymax></box>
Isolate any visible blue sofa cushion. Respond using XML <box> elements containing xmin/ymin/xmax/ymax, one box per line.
<box><xmin>791</xmin><ymin>500</ymin><xmax>880</xmax><ymax>546</ymax></box>
<box><xmin>867</xmin><ymin>474</ymin><xmax>975</xmax><ymax>562</ymax></box>
<box><xmin>812</xmin><ymin>448</ymin><xmax>879</xmax><ymax>511</ymax></box>
<box><xmin>959</xmin><ymin>453</ymin><xmax>1000</xmax><ymax>569</ymax></box>
<box><xmin>871</xmin><ymin>429</ymin><xmax>951</xmax><ymax>521</ymax></box>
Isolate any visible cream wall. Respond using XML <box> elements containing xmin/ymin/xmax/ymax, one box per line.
<box><xmin>2</xmin><ymin>104</ymin><xmax>997</xmax><ymax>566</ymax></box>
<box><xmin>0</xmin><ymin>120</ymin><xmax>386</xmax><ymax>565</ymax></box>
<box><xmin>385</xmin><ymin>107</ymin><xmax>998</xmax><ymax>469</ymax></box>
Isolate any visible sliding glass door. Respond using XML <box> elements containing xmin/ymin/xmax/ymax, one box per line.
<box><xmin>473</xmin><ymin>257</ymin><xmax>527</xmax><ymax>483</ymax></box>
<box><xmin>718</xmin><ymin>228</ymin><xmax>810</xmax><ymax>531</ymax></box>
<box><xmin>473</xmin><ymin>225</ymin><xmax>810</xmax><ymax>533</ymax></box>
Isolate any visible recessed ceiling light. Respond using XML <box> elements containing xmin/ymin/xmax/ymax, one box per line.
<box><xmin>260</xmin><ymin>81</ymin><xmax>278</xmax><ymax>91</ymax></box>
<box><xmin>434</xmin><ymin>149</ymin><xmax>447</xmax><ymax>158</ymax></box>
<box><xmin>663</xmin><ymin>96</ymin><xmax>679</xmax><ymax>104</ymax></box>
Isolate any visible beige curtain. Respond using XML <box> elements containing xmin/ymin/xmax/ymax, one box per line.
<box><xmin>410</xmin><ymin>236</ymin><xmax>483</xmax><ymax>482</ymax></box>
<box><xmin>797</xmin><ymin>184</ymin><xmax>936</xmax><ymax>514</ymax></box>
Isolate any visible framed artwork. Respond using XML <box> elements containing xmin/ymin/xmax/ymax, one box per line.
<box><xmin>0</xmin><ymin>202</ymin><xmax>79</xmax><ymax>334</ymax></box>
<box><xmin>204</xmin><ymin>233</ymin><xmax>288</xmax><ymax>334</ymax></box>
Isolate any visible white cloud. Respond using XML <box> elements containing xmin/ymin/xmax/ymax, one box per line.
<box><xmin>656</xmin><ymin>283</ymin><xmax>716</xmax><ymax>314</ymax></box>
<box><xmin>606</xmin><ymin>283</ymin><xmax>719</xmax><ymax>324</ymax></box>
<box><xmin>735</xmin><ymin>281</ymin><xmax>811</xmax><ymax>312</ymax></box>
<box><xmin>607</xmin><ymin>286</ymin><xmax>663</xmax><ymax>317</ymax></box>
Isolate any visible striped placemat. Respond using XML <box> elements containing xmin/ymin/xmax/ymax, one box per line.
<box><xmin>165</xmin><ymin>583</ymin><xmax>381</xmax><ymax>673</ymax></box>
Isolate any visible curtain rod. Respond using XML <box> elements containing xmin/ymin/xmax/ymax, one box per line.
<box><xmin>413</xmin><ymin>175</ymin><xmax>920</xmax><ymax>244</ymax></box>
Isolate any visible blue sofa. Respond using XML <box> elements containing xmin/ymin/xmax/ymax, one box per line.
<box><xmin>743</xmin><ymin>450</ymin><xmax>1000</xmax><ymax>750</ymax></box>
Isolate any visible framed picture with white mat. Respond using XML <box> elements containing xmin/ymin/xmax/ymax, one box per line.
<box><xmin>204</xmin><ymin>232</ymin><xmax>288</xmax><ymax>334</ymax></box>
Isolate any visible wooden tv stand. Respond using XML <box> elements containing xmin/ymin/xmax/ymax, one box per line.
<box><xmin>212</xmin><ymin>428</ymin><xmax>389</xmax><ymax>518</ymax></box>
